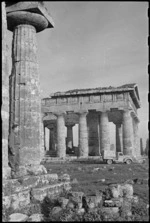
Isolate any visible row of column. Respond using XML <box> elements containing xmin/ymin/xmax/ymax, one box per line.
<box><xmin>45</xmin><ymin>110</ymin><xmax>140</xmax><ymax>158</ymax></box>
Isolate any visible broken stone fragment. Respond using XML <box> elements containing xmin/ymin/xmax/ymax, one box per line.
<box><xmin>121</xmin><ymin>183</ymin><xmax>133</xmax><ymax>199</ymax></box>
<box><xmin>102</xmin><ymin>207</ymin><xmax>119</xmax><ymax>218</ymax></box>
<box><xmin>51</xmin><ymin>206</ymin><xmax>63</xmax><ymax>215</ymax></box>
<box><xmin>66</xmin><ymin>201</ymin><xmax>75</xmax><ymax>209</ymax></box>
<box><xmin>83</xmin><ymin>194</ymin><xmax>103</xmax><ymax>210</ymax></box>
<box><xmin>68</xmin><ymin>191</ymin><xmax>84</xmax><ymax>207</ymax></box>
<box><xmin>76</xmin><ymin>208</ymin><xmax>85</xmax><ymax>215</ymax></box>
<box><xmin>59</xmin><ymin>173</ymin><xmax>70</xmax><ymax>182</ymax></box>
<box><xmin>58</xmin><ymin>197</ymin><xmax>69</xmax><ymax>208</ymax></box>
<box><xmin>26</xmin><ymin>165</ymin><xmax>47</xmax><ymax>176</ymax></box>
<box><xmin>27</xmin><ymin>213</ymin><xmax>44</xmax><ymax>222</ymax></box>
<box><xmin>8</xmin><ymin>213</ymin><xmax>28</xmax><ymax>222</ymax></box>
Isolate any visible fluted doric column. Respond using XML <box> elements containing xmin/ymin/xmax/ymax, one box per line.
<box><xmin>87</xmin><ymin>112</ymin><xmax>99</xmax><ymax>156</ymax></box>
<box><xmin>78</xmin><ymin>111</ymin><xmax>88</xmax><ymax>157</ymax></box>
<box><xmin>132</xmin><ymin>117</ymin><xmax>140</xmax><ymax>158</ymax></box>
<box><xmin>100</xmin><ymin>112</ymin><xmax>110</xmax><ymax>155</ymax></box>
<box><xmin>115</xmin><ymin>123</ymin><xmax>123</xmax><ymax>153</ymax></box>
<box><xmin>66</xmin><ymin>124</ymin><xmax>74</xmax><ymax>150</ymax></box>
<box><xmin>55</xmin><ymin>112</ymin><xmax>66</xmax><ymax>158</ymax></box>
<box><xmin>2</xmin><ymin>2</ymin><xmax>11</xmax><ymax>178</ymax></box>
<box><xmin>122</xmin><ymin>110</ymin><xmax>134</xmax><ymax>155</ymax></box>
<box><xmin>6</xmin><ymin>2</ymin><xmax>54</xmax><ymax>167</ymax></box>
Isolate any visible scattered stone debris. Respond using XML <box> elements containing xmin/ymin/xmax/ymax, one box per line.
<box><xmin>71</xmin><ymin>178</ymin><xmax>79</xmax><ymax>184</ymax></box>
<box><xmin>5</xmin><ymin>178</ymin><xmax>149</xmax><ymax>222</ymax></box>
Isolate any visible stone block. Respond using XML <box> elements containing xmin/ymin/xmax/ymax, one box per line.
<box><xmin>18</xmin><ymin>173</ymin><xmax>58</xmax><ymax>190</ymax></box>
<box><xmin>8</xmin><ymin>213</ymin><xmax>28</xmax><ymax>222</ymax></box>
<box><xmin>83</xmin><ymin>194</ymin><xmax>102</xmax><ymax>209</ymax></box>
<box><xmin>102</xmin><ymin>207</ymin><xmax>119</xmax><ymax>215</ymax></box>
<box><xmin>51</xmin><ymin>206</ymin><xmax>63</xmax><ymax>215</ymax></box>
<box><xmin>11</xmin><ymin>189</ymin><xmax>30</xmax><ymax>210</ymax></box>
<box><xmin>30</xmin><ymin>182</ymin><xmax>70</xmax><ymax>202</ymax></box>
<box><xmin>77</xmin><ymin>208</ymin><xmax>85</xmax><ymax>215</ymax></box>
<box><xmin>66</xmin><ymin>201</ymin><xmax>75</xmax><ymax>209</ymax></box>
<box><xmin>58</xmin><ymin>197</ymin><xmax>69</xmax><ymax>208</ymax></box>
<box><xmin>68</xmin><ymin>191</ymin><xmax>84</xmax><ymax>207</ymax></box>
<box><xmin>121</xmin><ymin>183</ymin><xmax>133</xmax><ymax>198</ymax></box>
<box><xmin>3</xmin><ymin>195</ymin><xmax>11</xmax><ymax>209</ymax></box>
<box><xmin>3</xmin><ymin>179</ymin><xmax>22</xmax><ymax>196</ymax></box>
<box><xmin>27</xmin><ymin>214</ymin><xmax>44</xmax><ymax>222</ymax></box>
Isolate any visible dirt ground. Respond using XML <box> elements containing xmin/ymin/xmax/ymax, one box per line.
<box><xmin>44</xmin><ymin>158</ymin><xmax>149</xmax><ymax>205</ymax></box>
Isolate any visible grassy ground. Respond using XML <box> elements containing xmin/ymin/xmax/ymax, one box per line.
<box><xmin>44</xmin><ymin>158</ymin><xmax>149</xmax><ymax>204</ymax></box>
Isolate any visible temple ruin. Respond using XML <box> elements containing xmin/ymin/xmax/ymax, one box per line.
<box><xmin>42</xmin><ymin>84</ymin><xmax>141</xmax><ymax>159</ymax></box>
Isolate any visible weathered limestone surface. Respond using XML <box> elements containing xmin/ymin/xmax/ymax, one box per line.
<box><xmin>115</xmin><ymin>123</ymin><xmax>123</xmax><ymax>153</ymax></box>
<box><xmin>66</xmin><ymin>124</ymin><xmax>74</xmax><ymax>149</ymax></box>
<box><xmin>55</xmin><ymin>113</ymin><xmax>66</xmax><ymax>158</ymax></box>
<box><xmin>100</xmin><ymin>112</ymin><xmax>110</xmax><ymax>154</ymax></box>
<box><xmin>87</xmin><ymin>112</ymin><xmax>99</xmax><ymax>155</ymax></box>
<box><xmin>2</xmin><ymin>1</ymin><xmax>11</xmax><ymax>179</ymax></box>
<box><xmin>122</xmin><ymin>111</ymin><xmax>134</xmax><ymax>155</ymax></box>
<box><xmin>78</xmin><ymin>111</ymin><xmax>88</xmax><ymax>157</ymax></box>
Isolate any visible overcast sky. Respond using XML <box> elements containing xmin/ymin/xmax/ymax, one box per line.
<box><xmin>7</xmin><ymin>1</ymin><xmax>148</xmax><ymax>146</ymax></box>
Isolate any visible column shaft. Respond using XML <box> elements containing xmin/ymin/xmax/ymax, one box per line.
<box><xmin>49</xmin><ymin>128</ymin><xmax>55</xmax><ymax>151</ymax></box>
<box><xmin>122</xmin><ymin>111</ymin><xmax>134</xmax><ymax>155</ymax></box>
<box><xmin>87</xmin><ymin>112</ymin><xmax>99</xmax><ymax>156</ymax></box>
<box><xmin>2</xmin><ymin>2</ymin><xmax>11</xmax><ymax>178</ymax></box>
<box><xmin>100</xmin><ymin>112</ymin><xmax>110</xmax><ymax>155</ymax></box>
<box><xmin>56</xmin><ymin>114</ymin><xmax>66</xmax><ymax>158</ymax></box>
<box><xmin>78</xmin><ymin>112</ymin><xmax>88</xmax><ymax>157</ymax></box>
<box><xmin>66</xmin><ymin>125</ymin><xmax>74</xmax><ymax>149</ymax></box>
<box><xmin>116</xmin><ymin>123</ymin><xmax>123</xmax><ymax>153</ymax></box>
<box><xmin>132</xmin><ymin>118</ymin><xmax>141</xmax><ymax>157</ymax></box>
<box><xmin>9</xmin><ymin>24</ymin><xmax>41</xmax><ymax>166</ymax></box>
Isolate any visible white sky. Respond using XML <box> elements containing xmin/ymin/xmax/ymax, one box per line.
<box><xmin>7</xmin><ymin>2</ymin><xmax>148</xmax><ymax>147</ymax></box>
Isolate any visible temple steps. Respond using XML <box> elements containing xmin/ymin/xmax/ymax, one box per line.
<box><xmin>45</xmin><ymin>150</ymin><xmax>57</xmax><ymax>157</ymax></box>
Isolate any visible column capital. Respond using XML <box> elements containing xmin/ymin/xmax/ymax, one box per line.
<box><xmin>113</xmin><ymin>122</ymin><xmax>122</xmax><ymax>126</ymax></box>
<box><xmin>6</xmin><ymin>2</ymin><xmax>54</xmax><ymax>32</ymax></box>
<box><xmin>130</xmin><ymin>111</ymin><xmax>140</xmax><ymax>123</ymax></box>
<box><xmin>54</xmin><ymin>111</ymin><xmax>66</xmax><ymax>117</ymax></box>
<box><xmin>76</xmin><ymin>110</ymin><xmax>88</xmax><ymax>116</ymax></box>
<box><xmin>65</xmin><ymin>123</ymin><xmax>75</xmax><ymax>127</ymax></box>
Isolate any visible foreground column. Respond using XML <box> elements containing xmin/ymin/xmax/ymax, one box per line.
<box><xmin>2</xmin><ymin>2</ymin><xmax>11</xmax><ymax>178</ymax></box>
<box><xmin>122</xmin><ymin>110</ymin><xmax>134</xmax><ymax>155</ymax></box>
<box><xmin>100</xmin><ymin>112</ymin><xmax>110</xmax><ymax>155</ymax></box>
<box><xmin>66</xmin><ymin>124</ymin><xmax>74</xmax><ymax>150</ymax></box>
<box><xmin>55</xmin><ymin>112</ymin><xmax>66</xmax><ymax>158</ymax></box>
<box><xmin>115</xmin><ymin>123</ymin><xmax>123</xmax><ymax>153</ymax></box>
<box><xmin>78</xmin><ymin>111</ymin><xmax>88</xmax><ymax>157</ymax></box>
<box><xmin>7</xmin><ymin>2</ymin><xmax>54</xmax><ymax>167</ymax></box>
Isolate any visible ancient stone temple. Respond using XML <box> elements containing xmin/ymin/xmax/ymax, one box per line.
<box><xmin>6</xmin><ymin>2</ymin><xmax>54</xmax><ymax>168</ymax></box>
<box><xmin>42</xmin><ymin>84</ymin><xmax>141</xmax><ymax>159</ymax></box>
